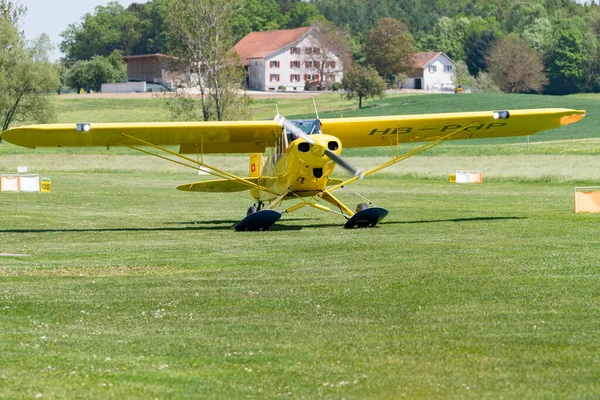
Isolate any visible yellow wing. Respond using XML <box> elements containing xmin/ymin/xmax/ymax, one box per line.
<box><xmin>1</xmin><ymin>108</ymin><xmax>585</xmax><ymax>153</ymax></box>
<box><xmin>321</xmin><ymin>108</ymin><xmax>585</xmax><ymax>148</ymax></box>
<box><xmin>1</xmin><ymin>120</ymin><xmax>282</xmax><ymax>154</ymax></box>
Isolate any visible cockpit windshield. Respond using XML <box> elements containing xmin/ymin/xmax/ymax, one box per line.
<box><xmin>286</xmin><ymin>119</ymin><xmax>321</xmax><ymax>142</ymax></box>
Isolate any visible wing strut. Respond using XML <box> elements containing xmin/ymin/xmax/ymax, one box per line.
<box><xmin>119</xmin><ymin>132</ymin><xmax>280</xmax><ymax>196</ymax></box>
<box><xmin>323</xmin><ymin>122</ymin><xmax>481</xmax><ymax>195</ymax></box>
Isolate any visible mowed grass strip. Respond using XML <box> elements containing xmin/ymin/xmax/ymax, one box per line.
<box><xmin>1</xmin><ymin>172</ymin><xmax>600</xmax><ymax>398</ymax></box>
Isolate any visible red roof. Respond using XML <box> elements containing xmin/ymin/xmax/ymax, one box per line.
<box><xmin>234</xmin><ymin>27</ymin><xmax>313</xmax><ymax>66</ymax></box>
<box><xmin>414</xmin><ymin>52</ymin><xmax>444</xmax><ymax>68</ymax></box>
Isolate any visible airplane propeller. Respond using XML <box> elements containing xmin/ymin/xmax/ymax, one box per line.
<box><xmin>275</xmin><ymin>116</ymin><xmax>362</xmax><ymax>177</ymax></box>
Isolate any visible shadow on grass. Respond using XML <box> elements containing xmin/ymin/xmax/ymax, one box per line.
<box><xmin>381</xmin><ymin>216</ymin><xmax>526</xmax><ymax>225</ymax></box>
<box><xmin>0</xmin><ymin>217</ymin><xmax>524</xmax><ymax>234</ymax></box>
<box><xmin>0</xmin><ymin>224</ymin><xmax>335</xmax><ymax>233</ymax></box>
<box><xmin>168</xmin><ymin>217</ymin><xmax>319</xmax><ymax>225</ymax></box>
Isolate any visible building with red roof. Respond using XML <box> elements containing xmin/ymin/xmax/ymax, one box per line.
<box><xmin>234</xmin><ymin>27</ymin><xmax>345</xmax><ymax>91</ymax></box>
<box><xmin>404</xmin><ymin>52</ymin><xmax>456</xmax><ymax>91</ymax></box>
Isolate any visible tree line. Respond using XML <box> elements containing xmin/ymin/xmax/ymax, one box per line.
<box><xmin>58</xmin><ymin>0</ymin><xmax>600</xmax><ymax>96</ymax></box>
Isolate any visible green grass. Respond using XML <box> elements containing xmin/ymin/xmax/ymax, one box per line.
<box><xmin>1</xmin><ymin>173</ymin><xmax>600</xmax><ymax>398</ymax></box>
<box><xmin>1</xmin><ymin>91</ymin><xmax>600</xmax><ymax>398</ymax></box>
<box><xmin>54</xmin><ymin>97</ymin><xmax>172</xmax><ymax>123</ymax></box>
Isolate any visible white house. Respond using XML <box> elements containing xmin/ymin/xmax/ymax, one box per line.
<box><xmin>404</xmin><ymin>52</ymin><xmax>456</xmax><ymax>91</ymax></box>
<box><xmin>234</xmin><ymin>27</ymin><xmax>345</xmax><ymax>91</ymax></box>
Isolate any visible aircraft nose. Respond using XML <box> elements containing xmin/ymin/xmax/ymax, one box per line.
<box><xmin>309</xmin><ymin>136</ymin><xmax>330</xmax><ymax>157</ymax></box>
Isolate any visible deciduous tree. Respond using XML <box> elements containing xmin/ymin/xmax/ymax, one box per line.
<box><xmin>487</xmin><ymin>36</ymin><xmax>547</xmax><ymax>93</ymax></box>
<box><xmin>64</xmin><ymin>50</ymin><xmax>127</xmax><ymax>92</ymax></box>
<box><xmin>364</xmin><ymin>17</ymin><xmax>416</xmax><ymax>80</ymax></box>
<box><xmin>454</xmin><ymin>60</ymin><xmax>500</xmax><ymax>93</ymax></box>
<box><xmin>300</xmin><ymin>19</ymin><xmax>352</xmax><ymax>90</ymax></box>
<box><xmin>60</xmin><ymin>2</ymin><xmax>141</xmax><ymax>62</ymax></box>
<box><xmin>166</xmin><ymin>0</ymin><xmax>250</xmax><ymax>121</ymax></box>
<box><xmin>417</xmin><ymin>16</ymin><xmax>469</xmax><ymax>62</ymax></box>
<box><xmin>0</xmin><ymin>9</ymin><xmax>60</xmax><ymax>132</ymax></box>
<box><xmin>341</xmin><ymin>64</ymin><xmax>386</xmax><ymax>109</ymax></box>
<box><xmin>0</xmin><ymin>0</ymin><xmax>25</xmax><ymax>26</ymax></box>
<box><xmin>545</xmin><ymin>18</ymin><xmax>588</xmax><ymax>95</ymax></box>
<box><xmin>463</xmin><ymin>17</ymin><xmax>502</xmax><ymax>76</ymax></box>
<box><xmin>231</xmin><ymin>0</ymin><xmax>283</xmax><ymax>44</ymax></box>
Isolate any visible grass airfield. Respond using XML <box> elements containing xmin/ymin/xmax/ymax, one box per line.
<box><xmin>1</xmin><ymin>92</ymin><xmax>600</xmax><ymax>398</ymax></box>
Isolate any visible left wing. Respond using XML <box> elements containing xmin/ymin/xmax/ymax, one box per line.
<box><xmin>321</xmin><ymin>108</ymin><xmax>585</xmax><ymax>148</ymax></box>
<box><xmin>1</xmin><ymin>121</ymin><xmax>282</xmax><ymax>154</ymax></box>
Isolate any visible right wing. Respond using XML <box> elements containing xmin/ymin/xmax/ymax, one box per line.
<box><xmin>1</xmin><ymin>120</ymin><xmax>282</xmax><ymax>154</ymax></box>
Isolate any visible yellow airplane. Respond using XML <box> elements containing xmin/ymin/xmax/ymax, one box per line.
<box><xmin>1</xmin><ymin>108</ymin><xmax>585</xmax><ymax>230</ymax></box>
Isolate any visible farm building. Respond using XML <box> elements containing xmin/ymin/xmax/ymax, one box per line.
<box><xmin>121</xmin><ymin>53</ymin><xmax>180</xmax><ymax>90</ymax></box>
<box><xmin>404</xmin><ymin>52</ymin><xmax>456</xmax><ymax>91</ymax></box>
<box><xmin>234</xmin><ymin>27</ymin><xmax>345</xmax><ymax>91</ymax></box>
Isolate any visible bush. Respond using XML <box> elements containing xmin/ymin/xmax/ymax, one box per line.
<box><xmin>331</xmin><ymin>82</ymin><xmax>342</xmax><ymax>91</ymax></box>
<box><xmin>64</xmin><ymin>50</ymin><xmax>127</xmax><ymax>92</ymax></box>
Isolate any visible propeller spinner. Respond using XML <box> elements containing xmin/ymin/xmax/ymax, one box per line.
<box><xmin>275</xmin><ymin>115</ymin><xmax>362</xmax><ymax>177</ymax></box>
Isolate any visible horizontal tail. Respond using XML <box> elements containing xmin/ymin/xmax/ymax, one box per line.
<box><xmin>177</xmin><ymin>178</ymin><xmax>259</xmax><ymax>193</ymax></box>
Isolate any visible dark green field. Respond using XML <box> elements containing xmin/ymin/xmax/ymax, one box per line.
<box><xmin>1</xmin><ymin>92</ymin><xmax>599</xmax><ymax>398</ymax></box>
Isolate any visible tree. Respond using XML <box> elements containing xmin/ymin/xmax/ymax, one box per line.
<box><xmin>521</xmin><ymin>17</ymin><xmax>553</xmax><ymax>53</ymax></box>
<box><xmin>166</xmin><ymin>0</ymin><xmax>250</xmax><ymax>121</ymax></box>
<box><xmin>545</xmin><ymin>18</ymin><xmax>588</xmax><ymax>95</ymax></box>
<box><xmin>301</xmin><ymin>19</ymin><xmax>352</xmax><ymax>90</ymax></box>
<box><xmin>487</xmin><ymin>36</ymin><xmax>547</xmax><ymax>93</ymax></box>
<box><xmin>454</xmin><ymin>60</ymin><xmax>500</xmax><ymax>93</ymax></box>
<box><xmin>364</xmin><ymin>17</ymin><xmax>416</xmax><ymax>80</ymax></box>
<box><xmin>64</xmin><ymin>50</ymin><xmax>127</xmax><ymax>92</ymax></box>
<box><xmin>284</xmin><ymin>2</ymin><xmax>320</xmax><ymax>28</ymax></box>
<box><xmin>60</xmin><ymin>2</ymin><xmax>141</xmax><ymax>62</ymax></box>
<box><xmin>0</xmin><ymin>0</ymin><xmax>25</xmax><ymax>26</ymax></box>
<box><xmin>0</xmin><ymin>12</ymin><xmax>60</xmax><ymax>131</ymax></box>
<box><xmin>231</xmin><ymin>0</ymin><xmax>284</xmax><ymax>44</ymax></box>
<box><xmin>417</xmin><ymin>17</ymin><xmax>469</xmax><ymax>61</ymax></box>
<box><xmin>341</xmin><ymin>64</ymin><xmax>386</xmax><ymax>109</ymax></box>
<box><xmin>128</xmin><ymin>0</ymin><xmax>170</xmax><ymax>55</ymax></box>
<box><xmin>463</xmin><ymin>17</ymin><xmax>502</xmax><ymax>76</ymax></box>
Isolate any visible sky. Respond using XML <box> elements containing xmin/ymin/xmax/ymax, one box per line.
<box><xmin>17</xmin><ymin>0</ymin><xmax>593</xmax><ymax>61</ymax></box>
<box><xmin>19</xmin><ymin>0</ymin><xmax>147</xmax><ymax>61</ymax></box>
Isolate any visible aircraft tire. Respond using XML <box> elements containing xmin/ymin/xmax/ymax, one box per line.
<box><xmin>247</xmin><ymin>206</ymin><xmax>258</xmax><ymax>216</ymax></box>
<box><xmin>356</xmin><ymin>203</ymin><xmax>369</xmax><ymax>213</ymax></box>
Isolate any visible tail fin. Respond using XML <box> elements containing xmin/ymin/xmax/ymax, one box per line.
<box><xmin>249</xmin><ymin>153</ymin><xmax>264</xmax><ymax>178</ymax></box>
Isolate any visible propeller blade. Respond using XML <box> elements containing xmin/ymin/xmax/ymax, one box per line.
<box><xmin>275</xmin><ymin>115</ymin><xmax>315</xmax><ymax>145</ymax></box>
<box><xmin>325</xmin><ymin>149</ymin><xmax>361</xmax><ymax>176</ymax></box>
